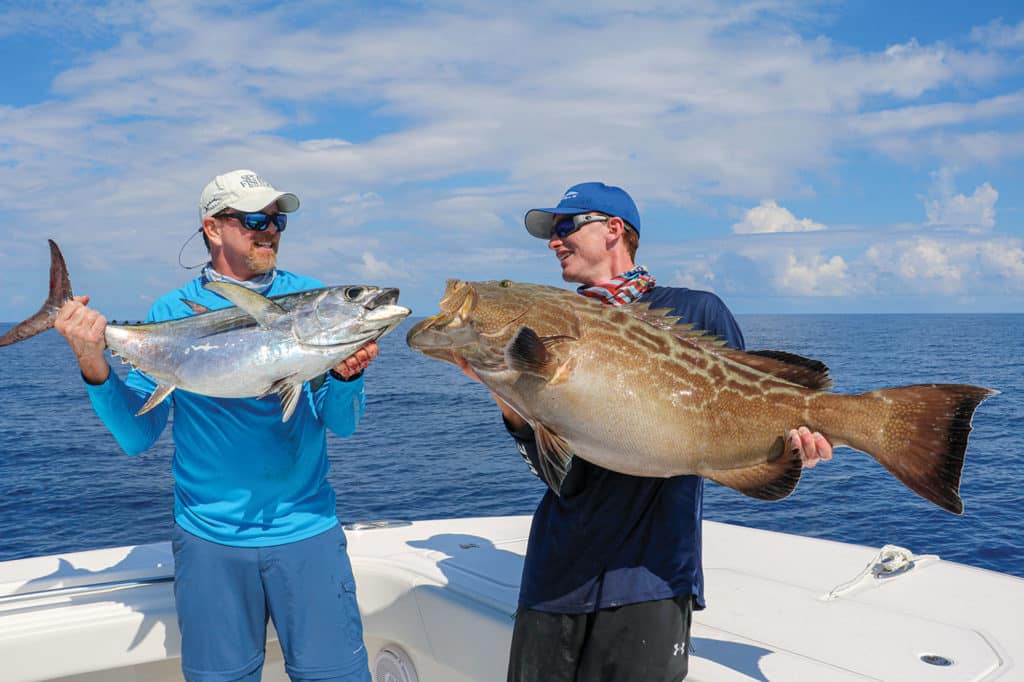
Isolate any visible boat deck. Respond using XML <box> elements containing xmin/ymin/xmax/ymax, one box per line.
<box><xmin>1</xmin><ymin>516</ymin><xmax>1021</xmax><ymax>681</ymax></box>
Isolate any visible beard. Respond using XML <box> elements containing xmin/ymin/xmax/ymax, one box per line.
<box><xmin>246</xmin><ymin>244</ymin><xmax>278</xmax><ymax>274</ymax></box>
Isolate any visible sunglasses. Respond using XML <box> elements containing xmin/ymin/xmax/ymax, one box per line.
<box><xmin>217</xmin><ymin>211</ymin><xmax>288</xmax><ymax>232</ymax></box>
<box><xmin>552</xmin><ymin>214</ymin><xmax>609</xmax><ymax>239</ymax></box>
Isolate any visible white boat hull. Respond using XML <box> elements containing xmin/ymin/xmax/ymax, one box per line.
<box><xmin>1</xmin><ymin>516</ymin><xmax>1021</xmax><ymax>681</ymax></box>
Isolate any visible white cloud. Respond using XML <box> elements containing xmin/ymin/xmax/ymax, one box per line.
<box><xmin>773</xmin><ymin>252</ymin><xmax>852</xmax><ymax>295</ymax></box>
<box><xmin>669</xmin><ymin>261</ymin><xmax>717</xmax><ymax>291</ymax></box>
<box><xmin>977</xmin><ymin>242</ymin><xmax>1024</xmax><ymax>290</ymax></box>
<box><xmin>850</xmin><ymin>92</ymin><xmax>1024</xmax><ymax>137</ymax></box>
<box><xmin>863</xmin><ymin>238</ymin><xmax>969</xmax><ymax>295</ymax></box>
<box><xmin>971</xmin><ymin>19</ymin><xmax>1024</xmax><ymax>49</ymax></box>
<box><xmin>323</xmin><ymin>192</ymin><xmax>384</xmax><ymax>227</ymax></box>
<box><xmin>1</xmin><ymin>2</ymin><xmax>1023</xmax><ymax>316</ymax></box>
<box><xmin>733</xmin><ymin>200</ymin><xmax>827</xmax><ymax>233</ymax></box>
<box><xmin>356</xmin><ymin>251</ymin><xmax>407</xmax><ymax>281</ymax></box>
<box><xmin>923</xmin><ymin>167</ymin><xmax>998</xmax><ymax>230</ymax></box>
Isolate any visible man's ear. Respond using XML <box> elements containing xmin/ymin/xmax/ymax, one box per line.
<box><xmin>202</xmin><ymin>216</ymin><xmax>222</xmax><ymax>247</ymax></box>
<box><xmin>605</xmin><ymin>216</ymin><xmax>626</xmax><ymax>242</ymax></box>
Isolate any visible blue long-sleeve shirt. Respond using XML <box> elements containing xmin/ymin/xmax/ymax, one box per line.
<box><xmin>85</xmin><ymin>270</ymin><xmax>365</xmax><ymax>547</ymax></box>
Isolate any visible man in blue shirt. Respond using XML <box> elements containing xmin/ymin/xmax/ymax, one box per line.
<box><xmin>458</xmin><ymin>182</ymin><xmax>832</xmax><ymax>681</ymax></box>
<box><xmin>54</xmin><ymin>170</ymin><xmax>376</xmax><ymax>681</ymax></box>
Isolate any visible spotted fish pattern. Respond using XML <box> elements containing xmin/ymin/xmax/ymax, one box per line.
<box><xmin>407</xmin><ymin>279</ymin><xmax>997</xmax><ymax>514</ymax></box>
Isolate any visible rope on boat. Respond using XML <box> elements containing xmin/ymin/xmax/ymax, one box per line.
<box><xmin>822</xmin><ymin>544</ymin><xmax>939</xmax><ymax>601</ymax></box>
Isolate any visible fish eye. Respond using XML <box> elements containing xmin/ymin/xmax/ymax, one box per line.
<box><xmin>344</xmin><ymin>287</ymin><xmax>364</xmax><ymax>301</ymax></box>
<box><xmin>499</xmin><ymin>280</ymin><xmax>511</xmax><ymax>288</ymax></box>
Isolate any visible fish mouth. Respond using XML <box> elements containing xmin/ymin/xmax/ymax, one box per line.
<box><xmin>405</xmin><ymin>314</ymin><xmax>454</xmax><ymax>351</ymax></box>
<box><xmin>406</xmin><ymin>279</ymin><xmax>479</xmax><ymax>350</ymax></box>
<box><xmin>362</xmin><ymin>289</ymin><xmax>411</xmax><ymax>339</ymax></box>
<box><xmin>364</xmin><ymin>303</ymin><xmax>411</xmax><ymax>330</ymax></box>
<box><xmin>356</xmin><ymin>288</ymin><xmax>409</xmax><ymax>340</ymax></box>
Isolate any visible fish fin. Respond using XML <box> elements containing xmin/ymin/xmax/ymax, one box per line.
<box><xmin>619</xmin><ymin>302</ymin><xmax>688</xmax><ymax>331</ymax></box>
<box><xmin>832</xmin><ymin>384</ymin><xmax>998</xmax><ymax>514</ymax></box>
<box><xmin>723</xmin><ymin>350</ymin><xmax>833</xmax><ymax>390</ymax></box>
<box><xmin>506</xmin><ymin>327</ymin><xmax>573</xmax><ymax>381</ymax></box>
<box><xmin>0</xmin><ymin>239</ymin><xmax>74</xmax><ymax>347</ymax></box>
<box><xmin>203</xmin><ymin>281</ymin><xmax>287</xmax><ymax>326</ymax></box>
<box><xmin>180</xmin><ymin>298</ymin><xmax>210</xmax><ymax>314</ymax></box>
<box><xmin>619</xmin><ymin>303</ymin><xmax>736</xmax><ymax>352</ymax></box>
<box><xmin>533</xmin><ymin>422</ymin><xmax>575</xmax><ymax>494</ymax></box>
<box><xmin>136</xmin><ymin>383</ymin><xmax>176</xmax><ymax>416</ymax></box>
<box><xmin>277</xmin><ymin>382</ymin><xmax>304</xmax><ymax>422</ymax></box>
<box><xmin>620</xmin><ymin>303</ymin><xmax>729</xmax><ymax>347</ymax></box>
<box><xmin>705</xmin><ymin>437</ymin><xmax>803</xmax><ymax>501</ymax></box>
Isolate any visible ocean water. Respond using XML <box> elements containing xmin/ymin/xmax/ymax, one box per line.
<box><xmin>0</xmin><ymin>314</ymin><xmax>1020</xmax><ymax>579</ymax></box>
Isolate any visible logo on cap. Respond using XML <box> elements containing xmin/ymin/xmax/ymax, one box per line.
<box><xmin>237</xmin><ymin>173</ymin><xmax>270</xmax><ymax>189</ymax></box>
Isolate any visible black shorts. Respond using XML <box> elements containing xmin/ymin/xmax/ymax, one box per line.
<box><xmin>507</xmin><ymin>594</ymin><xmax>694</xmax><ymax>682</ymax></box>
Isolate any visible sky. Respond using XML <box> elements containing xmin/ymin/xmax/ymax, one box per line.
<box><xmin>1</xmin><ymin>0</ymin><xmax>1023</xmax><ymax>321</ymax></box>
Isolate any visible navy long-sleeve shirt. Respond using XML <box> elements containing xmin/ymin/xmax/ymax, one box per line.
<box><xmin>510</xmin><ymin>286</ymin><xmax>745</xmax><ymax>613</ymax></box>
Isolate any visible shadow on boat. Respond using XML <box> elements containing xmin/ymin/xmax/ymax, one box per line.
<box><xmin>401</xmin><ymin>532</ymin><xmax>775</xmax><ymax>681</ymax></box>
<box><xmin>5</xmin><ymin>543</ymin><xmax>176</xmax><ymax>655</ymax></box>
<box><xmin>692</xmin><ymin>636</ymin><xmax>772</xmax><ymax>681</ymax></box>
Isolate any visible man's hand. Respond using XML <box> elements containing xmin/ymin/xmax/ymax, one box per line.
<box><xmin>54</xmin><ymin>295</ymin><xmax>111</xmax><ymax>385</ymax></box>
<box><xmin>790</xmin><ymin>426</ymin><xmax>833</xmax><ymax>468</ymax></box>
<box><xmin>452</xmin><ymin>352</ymin><xmax>481</xmax><ymax>382</ymax></box>
<box><xmin>332</xmin><ymin>341</ymin><xmax>379</xmax><ymax>379</ymax></box>
<box><xmin>451</xmin><ymin>352</ymin><xmax>529</xmax><ymax>431</ymax></box>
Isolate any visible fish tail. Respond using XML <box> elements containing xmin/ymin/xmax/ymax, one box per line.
<box><xmin>826</xmin><ymin>384</ymin><xmax>998</xmax><ymax>514</ymax></box>
<box><xmin>0</xmin><ymin>240</ymin><xmax>74</xmax><ymax>347</ymax></box>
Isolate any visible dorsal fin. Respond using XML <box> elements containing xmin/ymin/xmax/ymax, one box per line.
<box><xmin>619</xmin><ymin>302</ymin><xmax>686</xmax><ymax>331</ymax></box>
<box><xmin>618</xmin><ymin>301</ymin><xmax>829</xmax><ymax>389</ymax></box>
<box><xmin>722</xmin><ymin>350</ymin><xmax>832</xmax><ymax>390</ymax></box>
<box><xmin>620</xmin><ymin>302</ymin><xmax>728</xmax><ymax>348</ymax></box>
<box><xmin>203</xmin><ymin>281</ymin><xmax>287</xmax><ymax>326</ymax></box>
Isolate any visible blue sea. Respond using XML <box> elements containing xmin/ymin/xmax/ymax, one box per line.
<box><xmin>0</xmin><ymin>314</ymin><xmax>1021</xmax><ymax>578</ymax></box>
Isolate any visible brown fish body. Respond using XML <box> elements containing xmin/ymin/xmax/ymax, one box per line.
<box><xmin>407</xmin><ymin>279</ymin><xmax>997</xmax><ymax>513</ymax></box>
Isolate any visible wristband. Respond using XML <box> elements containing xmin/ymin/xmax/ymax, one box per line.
<box><xmin>330</xmin><ymin>369</ymin><xmax>363</xmax><ymax>382</ymax></box>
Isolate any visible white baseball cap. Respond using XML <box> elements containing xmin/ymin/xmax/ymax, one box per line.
<box><xmin>199</xmin><ymin>169</ymin><xmax>300</xmax><ymax>219</ymax></box>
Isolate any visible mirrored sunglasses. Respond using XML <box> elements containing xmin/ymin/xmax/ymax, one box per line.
<box><xmin>553</xmin><ymin>214</ymin><xmax>609</xmax><ymax>239</ymax></box>
<box><xmin>217</xmin><ymin>211</ymin><xmax>288</xmax><ymax>232</ymax></box>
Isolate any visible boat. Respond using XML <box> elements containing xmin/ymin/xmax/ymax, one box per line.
<box><xmin>1</xmin><ymin>515</ymin><xmax>1022</xmax><ymax>681</ymax></box>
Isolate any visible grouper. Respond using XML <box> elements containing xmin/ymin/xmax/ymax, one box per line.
<box><xmin>406</xmin><ymin>278</ymin><xmax>997</xmax><ymax>513</ymax></box>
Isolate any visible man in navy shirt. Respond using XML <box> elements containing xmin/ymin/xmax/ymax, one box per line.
<box><xmin>457</xmin><ymin>182</ymin><xmax>832</xmax><ymax>681</ymax></box>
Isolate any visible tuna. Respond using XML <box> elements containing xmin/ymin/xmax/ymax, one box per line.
<box><xmin>406</xmin><ymin>279</ymin><xmax>997</xmax><ymax>514</ymax></box>
<box><xmin>1</xmin><ymin>240</ymin><xmax>411</xmax><ymax>421</ymax></box>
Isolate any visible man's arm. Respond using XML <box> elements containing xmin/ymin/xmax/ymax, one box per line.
<box><xmin>452</xmin><ymin>353</ymin><xmax>529</xmax><ymax>431</ymax></box>
<box><xmin>314</xmin><ymin>342</ymin><xmax>380</xmax><ymax>437</ymax></box>
<box><xmin>55</xmin><ymin>296</ymin><xmax>110</xmax><ymax>384</ymax></box>
<box><xmin>54</xmin><ymin>296</ymin><xmax>169</xmax><ymax>455</ymax></box>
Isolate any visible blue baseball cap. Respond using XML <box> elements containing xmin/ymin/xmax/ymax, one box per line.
<box><xmin>524</xmin><ymin>182</ymin><xmax>641</xmax><ymax>239</ymax></box>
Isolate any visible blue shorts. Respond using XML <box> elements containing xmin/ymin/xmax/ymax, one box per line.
<box><xmin>172</xmin><ymin>524</ymin><xmax>370</xmax><ymax>682</ymax></box>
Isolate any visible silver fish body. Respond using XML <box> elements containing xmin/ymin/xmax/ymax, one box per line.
<box><xmin>1</xmin><ymin>240</ymin><xmax>411</xmax><ymax>421</ymax></box>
